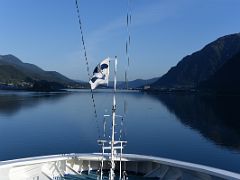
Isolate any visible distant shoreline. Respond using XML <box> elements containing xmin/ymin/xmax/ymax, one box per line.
<box><xmin>143</xmin><ymin>88</ymin><xmax>240</xmax><ymax>96</ymax></box>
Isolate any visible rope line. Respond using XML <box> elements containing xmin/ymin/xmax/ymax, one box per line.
<box><xmin>125</xmin><ymin>0</ymin><xmax>132</xmax><ymax>89</ymax></box>
<box><xmin>74</xmin><ymin>0</ymin><xmax>100</xmax><ymax>138</ymax></box>
<box><xmin>121</xmin><ymin>0</ymin><xmax>131</xmax><ymax>142</ymax></box>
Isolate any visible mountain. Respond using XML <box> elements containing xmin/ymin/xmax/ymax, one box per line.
<box><xmin>199</xmin><ymin>50</ymin><xmax>240</xmax><ymax>93</ymax></box>
<box><xmin>117</xmin><ymin>78</ymin><xmax>158</xmax><ymax>89</ymax></box>
<box><xmin>0</xmin><ymin>54</ymin><xmax>86</xmax><ymax>90</ymax></box>
<box><xmin>0</xmin><ymin>65</ymin><xmax>28</xmax><ymax>82</ymax></box>
<box><xmin>107</xmin><ymin>77</ymin><xmax>159</xmax><ymax>89</ymax></box>
<box><xmin>152</xmin><ymin>33</ymin><xmax>240</xmax><ymax>89</ymax></box>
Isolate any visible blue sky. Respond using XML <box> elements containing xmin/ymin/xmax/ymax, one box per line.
<box><xmin>0</xmin><ymin>0</ymin><xmax>240</xmax><ymax>81</ymax></box>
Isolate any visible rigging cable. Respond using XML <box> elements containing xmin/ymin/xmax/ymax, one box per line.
<box><xmin>125</xmin><ymin>0</ymin><xmax>132</xmax><ymax>90</ymax></box>
<box><xmin>121</xmin><ymin>2</ymin><xmax>132</xmax><ymax>174</ymax></box>
<box><xmin>74</xmin><ymin>0</ymin><xmax>101</xmax><ymax>138</ymax></box>
<box><xmin>122</xmin><ymin>0</ymin><xmax>131</xmax><ymax>140</ymax></box>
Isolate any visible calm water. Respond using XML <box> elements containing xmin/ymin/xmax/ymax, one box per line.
<box><xmin>0</xmin><ymin>90</ymin><xmax>240</xmax><ymax>173</ymax></box>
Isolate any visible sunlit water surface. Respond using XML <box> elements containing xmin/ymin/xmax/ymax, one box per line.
<box><xmin>0</xmin><ymin>90</ymin><xmax>240</xmax><ymax>173</ymax></box>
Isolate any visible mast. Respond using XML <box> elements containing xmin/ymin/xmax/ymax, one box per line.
<box><xmin>110</xmin><ymin>56</ymin><xmax>117</xmax><ymax>180</ymax></box>
<box><xmin>98</xmin><ymin>57</ymin><xmax>126</xmax><ymax>180</ymax></box>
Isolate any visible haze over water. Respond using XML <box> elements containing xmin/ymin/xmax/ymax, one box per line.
<box><xmin>0</xmin><ymin>90</ymin><xmax>240</xmax><ymax>173</ymax></box>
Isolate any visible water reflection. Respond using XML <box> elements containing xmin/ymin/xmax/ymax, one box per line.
<box><xmin>0</xmin><ymin>91</ymin><xmax>69</xmax><ymax>116</ymax></box>
<box><xmin>1</xmin><ymin>90</ymin><xmax>240</xmax><ymax>172</ymax></box>
<box><xmin>148</xmin><ymin>93</ymin><xmax>240</xmax><ymax>151</ymax></box>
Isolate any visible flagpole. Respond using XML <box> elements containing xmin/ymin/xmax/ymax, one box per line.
<box><xmin>110</xmin><ymin>56</ymin><xmax>117</xmax><ymax>180</ymax></box>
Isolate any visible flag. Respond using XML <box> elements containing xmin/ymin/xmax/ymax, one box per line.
<box><xmin>89</xmin><ymin>58</ymin><xmax>110</xmax><ymax>89</ymax></box>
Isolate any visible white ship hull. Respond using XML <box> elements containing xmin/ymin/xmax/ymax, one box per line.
<box><xmin>0</xmin><ymin>153</ymin><xmax>239</xmax><ymax>180</ymax></box>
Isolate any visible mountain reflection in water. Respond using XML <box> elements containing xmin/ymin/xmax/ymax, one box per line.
<box><xmin>0</xmin><ymin>91</ymin><xmax>69</xmax><ymax>116</ymax></box>
<box><xmin>1</xmin><ymin>90</ymin><xmax>240</xmax><ymax>173</ymax></box>
<box><xmin>149</xmin><ymin>93</ymin><xmax>240</xmax><ymax>151</ymax></box>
